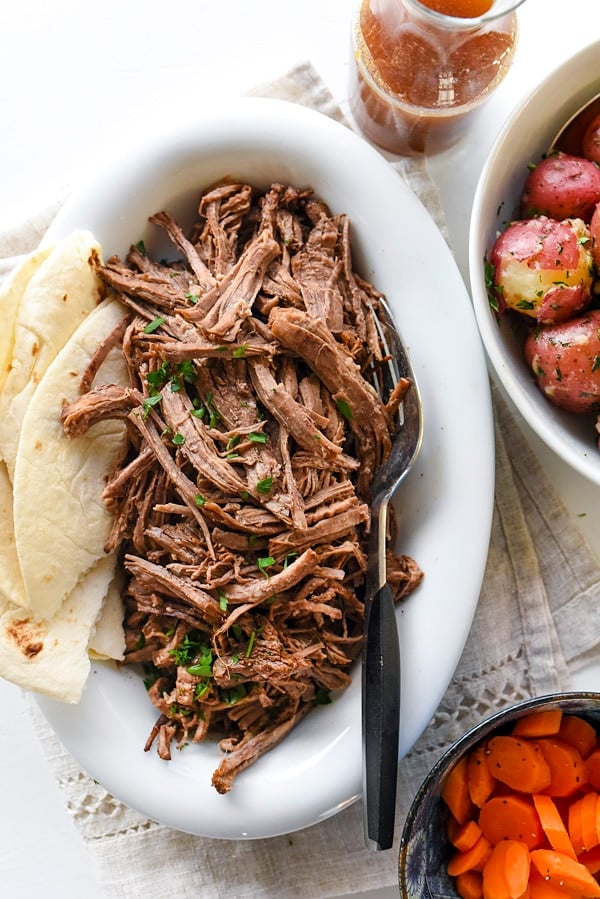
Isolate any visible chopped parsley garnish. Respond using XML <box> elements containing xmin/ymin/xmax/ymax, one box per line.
<box><xmin>146</xmin><ymin>361</ymin><xmax>170</xmax><ymax>391</ymax></box>
<box><xmin>245</xmin><ymin>630</ymin><xmax>257</xmax><ymax>657</ymax></box>
<box><xmin>143</xmin><ymin>316</ymin><xmax>165</xmax><ymax>334</ymax></box>
<box><xmin>516</xmin><ymin>299</ymin><xmax>536</xmax><ymax>311</ymax></box>
<box><xmin>171</xmin><ymin>432</ymin><xmax>186</xmax><ymax>446</ymax></box>
<box><xmin>256</xmin><ymin>476</ymin><xmax>273</xmax><ymax>494</ymax></box>
<box><xmin>141</xmin><ymin>393</ymin><xmax>162</xmax><ymax>418</ymax></box>
<box><xmin>185</xmin><ymin>645</ymin><xmax>213</xmax><ymax>678</ymax></box>
<box><xmin>484</xmin><ymin>256</ymin><xmax>499</xmax><ymax>314</ymax></box>
<box><xmin>257</xmin><ymin>556</ymin><xmax>275</xmax><ymax>577</ymax></box>
<box><xmin>218</xmin><ymin>591</ymin><xmax>229</xmax><ymax>612</ymax></box>
<box><xmin>248</xmin><ymin>431</ymin><xmax>267</xmax><ymax>444</ymax></box>
<box><xmin>169</xmin><ymin>632</ymin><xmax>205</xmax><ymax>666</ymax></box>
<box><xmin>335</xmin><ymin>398</ymin><xmax>353</xmax><ymax>421</ymax></box>
<box><xmin>194</xmin><ymin>682</ymin><xmax>211</xmax><ymax>700</ymax></box>
<box><xmin>222</xmin><ymin>684</ymin><xmax>247</xmax><ymax>705</ymax></box>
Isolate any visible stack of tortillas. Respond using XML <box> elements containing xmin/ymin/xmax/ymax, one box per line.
<box><xmin>0</xmin><ymin>231</ymin><xmax>128</xmax><ymax>702</ymax></box>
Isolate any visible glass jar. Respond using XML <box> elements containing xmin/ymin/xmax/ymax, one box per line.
<box><xmin>349</xmin><ymin>0</ymin><xmax>526</xmax><ymax>156</ymax></box>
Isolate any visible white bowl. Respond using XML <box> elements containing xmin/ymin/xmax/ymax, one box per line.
<box><xmin>38</xmin><ymin>97</ymin><xmax>494</xmax><ymax>838</ymax></box>
<box><xmin>469</xmin><ymin>39</ymin><xmax>600</xmax><ymax>485</ymax></box>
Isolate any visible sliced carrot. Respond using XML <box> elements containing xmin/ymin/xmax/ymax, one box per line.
<box><xmin>530</xmin><ymin>849</ymin><xmax>600</xmax><ymax>897</ymax></box>
<box><xmin>447</xmin><ymin>834</ymin><xmax>492</xmax><ymax>877</ymax></box>
<box><xmin>451</xmin><ymin>819</ymin><xmax>484</xmax><ymax>852</ymax></box>
<box><xmin>538</xmin><ymin>738</ymin><xmax>587</xmax><ymax>797</ymax></box>
<box><xmin>468</xmin><ymin>743</ymin><xmax>497</xmax><ymax>807</ymax></box>
<box><xmin>512</xmin><ymin>710</ymin><xmax>563</xmax><ymax>739</ymax></box>
<box><xmin>442</xmin><ymin>755</ymin><xmax>473</xmax><ymax>824</ymax></box>
<box><xmin>580</xmin><ymin>844</ymin><xmax>600</xmax><ymax>875</ymax></box>
<box><xmin>455</xmin><ymin>869</ymin><xmax>483</xmax><ymax>899</ymax></box>
<box><xmin>482</xmin><ymin>839</ymin><xmax>530</xmax><ymax>899</ymax></box>
<box><xmin>478</xmin><ymin>795</ymin><xmax>544</xmax><ymax>850</ymax></box>
<box><xmin>579</xmin><ymin>791</ymin><xmax>600</xmax><ymax>852</ymax></box>
<box><xmin>558</xmin><ymin>715</ymin><xmax>598</xmax><ymax>759</ymax></box>
<box><xmin>528</xmin><ymin>867</ymin><xmax>577</xmax><ymax>898</ymax></box>
<box><xmin>532</xmin><ymin>794</ymin><xmax>577</xmax><ymax>859</ymax></box>
<box><xmin>485</xmin><ymin>737</ymin><xmax>552</xmax><ymax>794</ymax></box>
<box><xmin>568</xmin><ymin>795</ymin><xmax>586</xmax><ymax>855</ymax></box>
<box><xmin>587</xmin><ymin>749</ymin><xmax>600</xmax><ymax>790</ymax></box>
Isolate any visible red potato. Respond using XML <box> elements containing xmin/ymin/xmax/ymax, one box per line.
<box><xmin>590</xmin><ymin>202</ymin><xmax>600</xmax><ymax>269</ymax></box>
<box><xmin>489</xmin><ymin>216</ymin><xmax>594</xmax><ymax>324</ymax></box>
<box><xmin>583</xmin><ymin>115</ymin><xmax>600</xmax><ymax>164</ymax></box>
<box><xmin>521</xmin><ymin>152</ymin><xmax>600</xmax><ymax>222</ymax></box>
<box><xmin>524</xmin><ymin>309</ymin><xmax>600</xmax><ymax>413</ymax></box>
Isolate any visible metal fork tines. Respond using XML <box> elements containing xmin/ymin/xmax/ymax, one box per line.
<box><xmin>362</xmin><ymin>300</ymin><xmax>423</xmax><ymax>852</ymax></box>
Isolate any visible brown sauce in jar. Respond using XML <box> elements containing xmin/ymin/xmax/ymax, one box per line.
<box><xmin>349</xmin><ymin>0</ymin><xmax>517</xmax><ymax>155</ymax></box>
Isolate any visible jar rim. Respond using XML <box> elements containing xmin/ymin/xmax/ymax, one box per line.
<box><xmin>405</xmin><ymin>0</ymin><xmax>526</xmax><ymax>28</ymax></box>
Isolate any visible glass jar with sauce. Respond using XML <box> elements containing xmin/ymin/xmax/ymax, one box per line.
<box><xmin>349</xmin><ymin>0</ymin><xmax>526</xmax><ymax>156</ymax></box>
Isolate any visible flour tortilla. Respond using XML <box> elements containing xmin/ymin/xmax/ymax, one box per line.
<box><xmin>88</xmin><ymin>570</ymin><xmax>125</xmax><ymax>661</ymax></box>
<box><xmin>0</xmin><ymin>230</ymin><xmax>104</xmax><ymax>481</ymax></box>
<box><xmin>0</xmin><ymin>553</ymin><xmax>119</xmax><ymax>703</ymax></box>
<box><xmin>0</xmin><ymin>460</ymin><xmax>25</xmax><ymax>606</ymax></box>
<box><xmin>0</xmin><ymin>243</ymin><xmax>54</xmax><ymax>397</ymax></box>
<box><xmin>13</xmin><ymin>297</ymin><xmax>129</xmax><ymax>619</ymax></box>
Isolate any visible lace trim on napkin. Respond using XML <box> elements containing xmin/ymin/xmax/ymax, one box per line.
<box><xmin>7</xmin><ymin>59</ymin><xmax>600</xmax><ymax>899</ymax></box>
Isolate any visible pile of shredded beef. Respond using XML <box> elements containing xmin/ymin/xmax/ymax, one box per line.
<box><xmin>61</xmin><ymin>180</ymin><xmax>423</xmax><ymax>793</ymax></box>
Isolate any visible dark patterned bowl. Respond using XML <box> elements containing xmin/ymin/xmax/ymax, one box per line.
<box><xmin>398</xmin><ymin>692</ymin><xmax>600</xmax><ymax>898</ymax></box>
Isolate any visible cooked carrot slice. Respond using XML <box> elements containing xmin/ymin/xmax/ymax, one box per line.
<box><xmin>587</xmin><ymin>749</ymin><xmax>600</xmax><ymax>790</ymax></box>
<box><xmin>442</xmin><ymin>755</ymin><xmax>473</xmax><ymax>824</ymax></box>
<box><xmin>512</xmin><ymin>710</ymin><xmax>563</xmax><ymax>739</ymax></box>
<box><xmin>485</xmin><ymin>736</ymin><xmax>552</xmax><ymax>793</ymax></box>
<box><xmin>579</xmin><ymin>791</ymin><xmax>600</xmax><ymax>852</ymax></box>
<box><xmin>479</xmin><ymin>795</ymin><xmax>543</xmax><ymax>850</ymax></box>
<box><xmin>482</xmin><ymin>839</ymin><xmax>530</xmax><ymax>899</ymax></box>
<box><xmin>450</xmin><ymin>819</ymin><xmax>483</xmax><ymax>852</ymax></box>
<box><xmin>530</xmin><ymin>849</ymin><xmax>600</xmax><ymax>897</ymax></box>
<box><xmin>468</xmin><ymin>744</ymin><xmax>497</xmax><ymax>807</ymax></box>
<box><xmin>538</xmin><ymin>738</ymin><xmax>587</xmax><ymax>797</ymax></box>
<box><xmin>528</xmin><ymin>867</ymin><xmax>578</xmax><ymax>898</ymax></box>
<box><xmin>455</xmin><ymin>869</ymin><xmax>483</xmax><ymax>899</ymax></box>
<box><xmin>568</xmin><ymin>795</ymin><xmax>586</xmax><ymax>855</ymax></box>
<box><xmin>558</xmin><ymin>715</ymin><xmax>597</xmax><ymax>759</ymax></box>
<box><xmin>447</xmin><ymin>835</ymin><xmax>492</xmax><ymax>877</ymax></box>
<box><xmin>532</xmin><ymin>794</ymin><xmax>577</xmax><ymax>859</ymax></box>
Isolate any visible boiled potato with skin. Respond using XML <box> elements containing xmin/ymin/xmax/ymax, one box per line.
<box><xmin>590</xmin><ymin>203</ymin><xmax>600</xmax><ymax>269</ymax></box>
<box><xmin>489</xmin><ymin>216</ymin><xmax>594</xmax><ymax>324</ymax></box>
<box><xmin>521</xmin><ymin>152</ymin><xmax>600</xmax><ymax>223</ymax></box>
<box><xmin>524</xmin><ymin>309</ymin><xmax>600</xmax><ymax>414</ymax></box>
<box><xmin>583</xmin><ymin>115</ymin><xmax>600</xmax><ymax>165</ymax></box>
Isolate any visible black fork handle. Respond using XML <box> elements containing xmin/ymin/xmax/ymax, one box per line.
<box><xmin>362</xmin><ymin>581</ymin><xmax>400</xmax><ymax>851</ymax></box>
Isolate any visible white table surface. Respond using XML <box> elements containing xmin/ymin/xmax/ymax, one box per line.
<box><xmin>1</xmin><ymin>1</ymin><xmax>599</xmax><ymax>897</ymax></box>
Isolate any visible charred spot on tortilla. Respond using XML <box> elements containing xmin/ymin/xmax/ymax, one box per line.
<box><xmin>5</xmin><ymin>618</ymin><xmax>44</xmax><ymax>658</ymax></box>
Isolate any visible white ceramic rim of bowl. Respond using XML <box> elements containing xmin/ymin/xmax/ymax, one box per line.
<box><xmin>469</xmin><ymin>38</ymin><xmax>600</xmax><ymax>486</ymax></box>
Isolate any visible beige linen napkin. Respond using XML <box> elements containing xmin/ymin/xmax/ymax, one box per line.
<box><xmin>3</xmin><ymin>61</ymin><xmax>600</xmax><ymax>898</ymax></box>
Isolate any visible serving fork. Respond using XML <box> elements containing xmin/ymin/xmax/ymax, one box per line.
<box><xmin>363</xmin><ymin>299</ymin><xmax>423</xmax><ymax>852</ymax></box>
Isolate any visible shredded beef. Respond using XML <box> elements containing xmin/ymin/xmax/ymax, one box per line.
<box><xmin>61</xmin><ymin>180</ymin><xmax>423</xmax><ymax>793</ymax></box>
